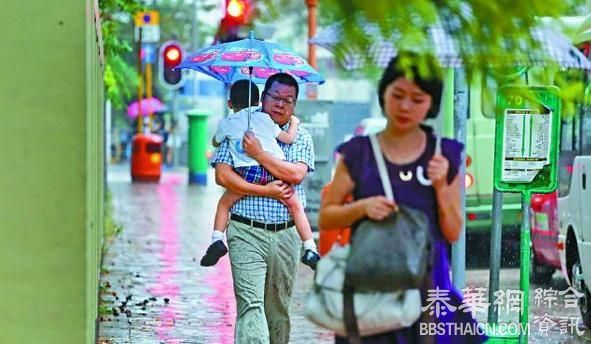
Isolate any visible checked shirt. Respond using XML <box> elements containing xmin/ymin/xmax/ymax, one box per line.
<box><xmin>211</xmin><ymin>123</ymin><xmax>315</xmax><ymax>223</ymax></box>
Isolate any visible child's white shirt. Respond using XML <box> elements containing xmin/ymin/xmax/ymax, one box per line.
<box><xmin>214</xmin><ymin>106</ymin><xmax>286</xmax><ymax>168</ymax></box>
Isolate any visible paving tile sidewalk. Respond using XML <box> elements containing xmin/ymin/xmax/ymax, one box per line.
<box><xmin>98</xmin><ymin>168</ymin><xmax>333</xmax><ymax>343</ymax></box>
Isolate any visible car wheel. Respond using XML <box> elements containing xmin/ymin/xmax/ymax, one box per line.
<box><xmin>571</xmin><ymin>259</ymin><xmax>591</xmax><ymax>328</ymax></box>
<box><xmin>530</xmin><ymin>247</ymin><xmax>554</xmax><ymax>285</ymax></box>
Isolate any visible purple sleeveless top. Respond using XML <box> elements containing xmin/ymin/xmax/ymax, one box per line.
<box><xmin>335</xmin><ymin>126</ymin><xmax>486</xmax><ymax>344</ymax></box>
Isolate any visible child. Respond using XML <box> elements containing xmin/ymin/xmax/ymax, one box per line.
<box><xmin>201</xmin><ymin>80</ymin><xmax>320</xmax><ymax>269</ymax></box>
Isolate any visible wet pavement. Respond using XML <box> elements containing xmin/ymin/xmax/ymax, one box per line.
<box><xmin>99</xmin><ymin>166</ymin><xmax>590</xmax><ymax>343</ymax></box>
<box><xmin>98</xmin><ymin>166</ymin><xmax>333</xmax><ymax>343</ymax></box>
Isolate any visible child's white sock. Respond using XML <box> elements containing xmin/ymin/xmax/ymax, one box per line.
<box><xmin>212</xmin><ymin>230</ymin><xmax>226</xmax><ymax>244</ymax></box>
<box><xmin>303</xmin><ymin>239</ymin><xmax>318</xmax><ymax>253</ymax></box>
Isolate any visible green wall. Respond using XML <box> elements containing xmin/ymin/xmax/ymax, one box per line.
<box><xmin>0</xmin><ymin>1</ymin><xmax>104</xmax><ymax>343</ymax></box>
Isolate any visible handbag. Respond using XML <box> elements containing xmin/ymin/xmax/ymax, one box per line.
<box><xmin>345</xmin><ymin>134</ymin><xmax>433</xmax><ymax>292</ymax></box>
<box><xmin>304</xmin><ymin>244</ymin><xmax>422</xmax><ymax>337</ymax></box>
<box><xmin>305</xmin><ymin>133</ymin><xmax>436</xmax><ymax>339</ymax></box>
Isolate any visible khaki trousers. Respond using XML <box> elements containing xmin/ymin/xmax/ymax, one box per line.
<box><xmin>227</xmin><ymin>219</ymin><xmax>301</xmax><ymax>344</ymax></box>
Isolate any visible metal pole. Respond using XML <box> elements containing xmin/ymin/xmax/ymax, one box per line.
<box><xmin>146</xmin><ymin>62</ymin><xmax>153</xmax><ymax>132</ymax></box>
<box><xmin>305</xmin><ymin>0</ymin><xmax>318</xmax><ymax>69</ymax></box>
<box><xmin>519</xmin><ymin>191</ymin><xmax>532</xmax><ymax>344</ymax></box>
<box><xmin>488</xmin><ymin>189</ymin><xmax>504</xmax><ymax>323</ymax></box>
<box><xmin>137</xmin><ymin>27</ymin><xmax>144</xmax><ymax>134</ymax></box>
<box><xmin>305</xmin><ymin>0</ymin><xmax>318</xmax><ymax>100</ymax></box>
<box><xmin>452</xmin><ymin>68</ymin><xmax>468</xmax><ymax>290</ymax></box>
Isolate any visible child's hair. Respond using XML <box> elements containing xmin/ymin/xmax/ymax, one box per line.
<box><xmin>230</xmin><ymin>79</ymin><xmax>260</xmax><ymax>110</ymax></box>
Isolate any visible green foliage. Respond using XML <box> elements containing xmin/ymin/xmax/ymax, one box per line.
<box><xmin>100</xmin><ymin>0</ymin><xmax>143</xmax><ymax>109</ymax></box>
<box><xmin>312</xmin><ymin>0</ymin><xmax>574</xmax><ymax>75</ymax></box>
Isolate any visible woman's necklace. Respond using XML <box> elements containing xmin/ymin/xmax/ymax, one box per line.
<box><xmin>379</xmin><ymin>131</ymin><xmax>432</xmax><ymax>185</ymax></box>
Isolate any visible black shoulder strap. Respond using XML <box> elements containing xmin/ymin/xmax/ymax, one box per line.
<box><xmin>343</xmin><ymin>281</ymin><xmax>363</xmax><ymax>344</ymax></box>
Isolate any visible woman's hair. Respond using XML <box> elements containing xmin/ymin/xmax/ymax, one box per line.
<box><xmin>378</xmin><ymin>56</ymin><xmax>443</xmax><ymax>119</ymax></box>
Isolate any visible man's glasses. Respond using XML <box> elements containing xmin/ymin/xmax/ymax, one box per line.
<box><xmin>265</xmin><ymin>92</ymin><xmax>295</xmax><ymax>106</ymax></box>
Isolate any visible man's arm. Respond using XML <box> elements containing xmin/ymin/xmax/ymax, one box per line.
<box><xmin>215</xmin><ymin>163</ymin><xmax>294</xmax><ymax>199</ymax></box>
<box><xmin>242</xmin><ymin>131</ymin><xmax>308</xmax><ymax>184</ymax></box>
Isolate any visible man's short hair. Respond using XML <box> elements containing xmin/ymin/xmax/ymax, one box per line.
<box><xmin>263</xmin><ymin>73</ymin><xmax>299</xmax><ymax>99</ymax></box>
<box><xmin>230</xmin><ymin>80</ymin><xmax>260</xmax><ymax>110</ymax></box>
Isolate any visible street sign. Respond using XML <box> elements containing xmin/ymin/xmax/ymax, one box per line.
<box><xmin>493</xmin><ymin>85</ymin><xmax>561</xmax><ymax>193</ymax></box>
<box><xmin>141</xmin><ymin>44</ymin><xmax>157</xmax><ymax>64</ymax></box>
<box><xmin>134</xmin><ymin>11</ymin><xmax>160</xmax><ymax>43</ymax></box>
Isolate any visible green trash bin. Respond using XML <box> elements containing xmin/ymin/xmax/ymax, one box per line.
<box><xmin>187</xmin><ymin>109</ymin><xmax>210</xmax><ymax>185</ymax></box>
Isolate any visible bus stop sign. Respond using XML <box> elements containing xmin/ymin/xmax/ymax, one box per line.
<box><xmin>493</xmin><ymin>85</ymin><xmax>561</xmax><ymax>193</ymax></box>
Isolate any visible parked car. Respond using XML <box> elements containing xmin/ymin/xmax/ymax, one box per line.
<box><xmin>530</xmin><ymin>192</ymin><xmax>561</xmax><ymax>284</ymax></box>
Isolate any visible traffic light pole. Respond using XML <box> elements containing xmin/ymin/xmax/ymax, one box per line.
<box><xmin>137</xmin><ymin>27</ymin><xmax>144</xmax><ymax>134</ymax></box>
<box><xmin>146</xmin><ymin>62</ymin><xmax>153</xmax><ymax>132</ymax></box>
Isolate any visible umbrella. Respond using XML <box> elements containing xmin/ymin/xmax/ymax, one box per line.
<box><xmin>177</xmin><ymin>32</ymin><xmax>325</xmax><ymax>85</ymax></box>
<box><xmin>310</xmin><ymin>22</ymin><xmax>591</xmax><ymax>70</ymax></box>
<box><xmin>127</xmin><ymin>97</ymin><xmax>166</xmax><ymax>119</ymax></box>
<box><xmin>178</xmin><ymin>31</ymin><xmax>325</xmax><ymax>129</ymax></box>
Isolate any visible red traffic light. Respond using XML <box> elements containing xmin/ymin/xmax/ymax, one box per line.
<box><xmin>159</xmin><ymin>41</ymin><xmax>185</xmax><ymax>89</ymax></box>
<box><xmin>224</xmin><ymin>0</ymin><xmax>253</xmax><ymax>24</ymax></box>
<box><xmin>227</xmin><ymin>0</ymin><xmax>246</xmax><ymax>19</ymax></box>
<box><xmin>163</xmin><ymin>44</ymin><xmax>182</xmax><ymax>68</ymax></box>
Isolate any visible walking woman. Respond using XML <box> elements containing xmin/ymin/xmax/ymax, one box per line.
<box><xmin>319</xmin><ymin>56</ymin><xmax>486</xmax><ymax>343</ymax></box>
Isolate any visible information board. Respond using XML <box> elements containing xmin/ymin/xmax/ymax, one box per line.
<box><xmin>493</xmin><ymin>86</ymin><xmax>560</xmax><ymax>193</ymax></box>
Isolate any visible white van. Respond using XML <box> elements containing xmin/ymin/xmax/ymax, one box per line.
<box><xmin>556</xmin><ymin>109</ymin><xmax>591</xmax><ymax>328</ymax></box>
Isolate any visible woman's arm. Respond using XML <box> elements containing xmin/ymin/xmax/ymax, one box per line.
<box><xmin>319</xmin><ymin>158</ymin><xmax>396</xmax><ymax>229</ymax></box>
<box><xmin>434</xmin><ymin>174</ymin><xmax>462</xmax><ymax>243</ymax></box>
<box><xmin>276</xmin><ymin>116</ymin><xmax>299</xmax><ymax>144</ymax></box>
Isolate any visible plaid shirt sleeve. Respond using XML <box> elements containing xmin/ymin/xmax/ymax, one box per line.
<box><xmin>285</xmin><ymin>128</ymin><xmax>315</xmax><ymax>172</ymax></box>
<box><xmin>210</xmin><ymin>138</ymin><xmax>234</xmax><ymax>168</ymax></box>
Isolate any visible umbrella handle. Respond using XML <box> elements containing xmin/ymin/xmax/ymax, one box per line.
<box><xmin>247</xmin><ymin>66</ymin><xmax>254</xmax><ymax>131</ymax></box>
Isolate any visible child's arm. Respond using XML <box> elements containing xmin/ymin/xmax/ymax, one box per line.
<box><xmin>212</xmin><ymin>119</ymin><xmax>226</xmax><ymax>148</ymax></box>
<box><xmin>276</xmin><ymin>116</ymin><xmax>299</xmax><ymax>144</ymax></box>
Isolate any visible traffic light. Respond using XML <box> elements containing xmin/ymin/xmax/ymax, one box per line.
<box><xmin>159</xmin><ymin>41</ymin><xmax>185</xmax><ymax>89</ymax></box>
<box><xmin>218</xmin><ymin>0</ymin><xmax>253</xmax><ymax>43</ymax></box>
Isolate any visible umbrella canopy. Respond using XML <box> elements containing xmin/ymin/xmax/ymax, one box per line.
<box><xmin>310</xmin><ymin>22</ymin><xmax>591</xmax><ymax>70</ymax></box>
<box><xmin>177</xmin><ymin>33</ymin><xmax>325</xmax><ymax>85</ymax></box>
<box><xmin>127</xmin><ymin>97</ymin><xmax>166</xmax><ymax>119</ymax></box>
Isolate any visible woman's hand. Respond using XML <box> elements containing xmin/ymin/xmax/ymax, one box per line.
<box><xmin>362</xmin><ymin>196</ymin><xmax>397</xmax><ymax>221</ymax></box>
<box><xmin>427</xmin><ymin>154</ymin><xmax>450</xmax><ymax>190</ymax></box>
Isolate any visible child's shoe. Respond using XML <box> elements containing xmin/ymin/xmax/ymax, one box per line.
<box><xmin>301</xmin><ymin>249</ymin><xmax>320</xmax><ymax>270</ymax></box>
<box><xmin>200</xmin><ymin>240</ymin><xmax>228</xmax><ymax>266</ymax></box>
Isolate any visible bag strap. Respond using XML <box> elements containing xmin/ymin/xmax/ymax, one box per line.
<box><xmin>368</xmin><ymin>134</ymin><xmax>394</xmax><ymax>202</ymax></box>
<box><xmin>343</xmin><ymin>283</ymin><xmax>363</xmax><ymax>344</ymax></box>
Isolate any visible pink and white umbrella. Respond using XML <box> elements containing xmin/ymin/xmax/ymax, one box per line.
<box><xmin>127</xmin><ymin>97</ymin><xmax>166</xmax><ymax>119</ymax></box>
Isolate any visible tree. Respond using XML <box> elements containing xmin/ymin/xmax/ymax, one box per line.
<box><xmin>99</xmin><ymin>0</ymin><xmax>143</xmax><ymax>109</ymax></box>
<box><xmin>99</xmin><ymin>0</ymin><xmax>219</xmax><ymax>109</ymax></box>
<box><xmin>260</xmin><ymin>1</ymin><xmax>589</xmax><ymax>73</ymax></box>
